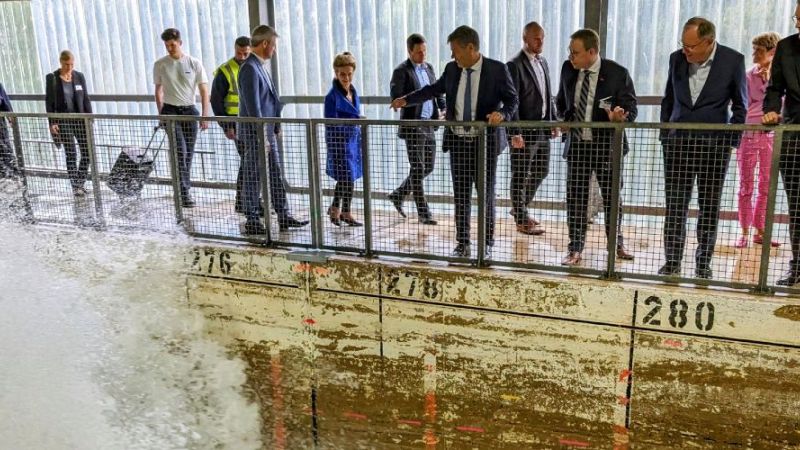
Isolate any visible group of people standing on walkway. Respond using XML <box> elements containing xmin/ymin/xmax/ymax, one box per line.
<box><xmin>4</xmin><ymin>7</ymin><xmax>800</xmax><ymax>285</ymax></box>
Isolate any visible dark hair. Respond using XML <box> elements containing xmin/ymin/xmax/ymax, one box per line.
<box><xmin>570</xmin><ymin>28</ymin><xmax>600</xmax><ymax>52</ymax></box>
<box><xmin>447</xmin><ymin>25</ymin><xmax>480</xmax><ymax>50</ymax></box>
<box><xmin>406</xmin><ymin>33</ymin><xmax>426</xmax><ymax>52</ymax></box>
<box><xmin>160</xmin><ymin>28</ymin><xmax>181</xmax><ymax>42</ymax></box>
<box><xmin>234</xmin><ymin>36</ymin><xmax>251</xmax><ymax>48</ymax></box>
<box><xmin>523</xmin><ymin>21</ymin><xmax>543</xmax><ymax>34</ymax></box>
<box><xmin>684</xmin><ymin>17</ymin><xmax>716</xmax><ymax>41</ymax></box>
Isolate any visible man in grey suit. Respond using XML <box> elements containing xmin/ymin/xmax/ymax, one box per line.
<box><xmin>388</xmin><ymin>33</ymin><xmax>446</xmax><ymax>225</ymax></box>
<box><xmin>507</xmin><ymin>21</ymin><xmax>555</xmax><ymax>236</ymax></box>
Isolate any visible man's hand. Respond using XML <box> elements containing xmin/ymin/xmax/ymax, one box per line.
<box><xmin>486</xmin><ymin>111</ymin><xmax>504</xmax><ymax>126</ymax></box>
<box><xmin>511</xmin><ymin>134</ymin><xmax>525</xmax><ymax>149</ymax></box>
<box><xmin>199</xmin><ymin>120</ymin><xmax>209</xmax><ymax>131</ymax></box>
<box><xmin>551</xmin><ymin>128</ymin><xmax>561</xmax><ymax>138</ymax></box>
<box><xmin>49</xmin><ymin>124</ymin><xmax>59</xmax><ymax>135</ymax></box>
<box><xmin>225</xmin><ymin>128</ymin><xmax>236</xmax><ymax>140</ymax></box>
<box><xmin>390</xmin><ymin>98</ymin><xmax>407</xmax><ymax>110</ymax></box>
<box><xmin>762</xmin><ymin>112</ymin><xmax>781</xmax><ymax>125</ymax></box>
<box><xmin>606</xmin><ymin>106</ymin><xmax>629</xmax><ymax>122</ymax></box>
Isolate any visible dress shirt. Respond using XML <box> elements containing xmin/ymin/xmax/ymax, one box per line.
<box><xmin>524</xmin><ymin>49</ymin><xmax>548</xmax><ymax>118</ymax></box>
<box><xmin>688</xmin><ymin>42</ymin><xmax>717</xmax><ymax>105</ymax></box>
<box><xmin>414</xmin><ymin>63</ymin><xmax>434</xmax><ymax>119</ymax></box>
<box><xmin>573</xmin><ymin>56</ymin><xmax>602</xmax><ymax>140</ymax></box>
<box><xmin>454</xmin><ymin>56</ymin><xmax>483</xmax><ymax>137</ymax></box>
<box><xmin>254</xmin><ymin>53</ymin><xmax>275</xmax><ymax>92</ymax></box>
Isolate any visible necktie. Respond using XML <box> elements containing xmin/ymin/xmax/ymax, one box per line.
<box><xmin>463</xmin><ymin>68</ymin><xmax>474</xmax><ymax>131</ymax></box>
<box><xmin>574</xmin><ymin>69</ymin><xmax>591</xmax><ymax>140</ymax></box>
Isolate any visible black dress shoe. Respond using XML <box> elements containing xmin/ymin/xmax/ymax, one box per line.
<box><xmin>695</xmin><ymin>265</ymin><xmax>712</xmax><ymax>279</ymax></box>
<box><xmin>279</xmin><ymin>216</ymin><xmax>310</xmax><ymax>231</ymax></box>
<box><xmin>777</xmin><ymin>270</ymin><xmax>800</xmax><ymax>286</ymax></box>
<box><xmin>419</xmin><ymin>216</ymin><xmax>438</xmax><ymax>225</ymax></box>
<box><xmin>388</xmin><ymin>193</ymin><xmax>406</xmax><ymax>218</ymax></box>
<box><xmin>181</xmin><ymin>194</ymin><xmax>195</xmax><ymax>208</ymax></box>
<box><xmin>341</xmin><ymin>216</ymin><xmax>363</xmax><ymax>227</ymax></box>
<box><xmin>243</xmin><ymin>220</ymin><xmax>266</xmax><ymax>235</ymax></box>
<box><xmin>658</xmin><ymin>262</ymin><xmax>681</xmax><ymax>276</ymax></box>
<box><xmin>451</xmin><ymin>243</ymin><xmax>471</xmax><ymax>257</ymax></box>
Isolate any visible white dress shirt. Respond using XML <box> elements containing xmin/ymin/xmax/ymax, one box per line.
<box><xmin>573</xmin><ymin>56</ymin><xmax>602</xmax><ymax>140</ymax></box>
<box><xmin>453</xmin><ymin>56</ymin><xmax>483</xmax><ymax>137</ymax></box>
<box><xmin>688</xmin><ymin>42</ymin><xmax>717</xmax><ymax>105</ymax></box>
<box><xmin>524</xmin><ymin>49</ymin><xmax>548</xmax><ymax>118</ymax></box>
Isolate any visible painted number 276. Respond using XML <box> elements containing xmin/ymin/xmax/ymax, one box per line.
<box><xmin>641</xmin><ymin>296</ymin><xmax>715</xmax><ymax>331</ymax></box>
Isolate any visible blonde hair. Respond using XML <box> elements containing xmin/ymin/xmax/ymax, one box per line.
<box><xmin>333</xmin><ymin>52</ymin><xmax>356</xmax><ymax>71</ymax></box>
<box><xmin>59</xmin><ymin>50</ymin><xmax>74</xmax><ymax>62</ymax></box>
<box><xmin>752</xmin><ymin>32</ymin><xmax>780</xmax><ymax>50</ymax></box>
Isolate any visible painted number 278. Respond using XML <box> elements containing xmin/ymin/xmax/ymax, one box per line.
<box><xmin>641</xmin><ymin>296</ymin><xmax>715</xmax><ymax>331</ymax></box>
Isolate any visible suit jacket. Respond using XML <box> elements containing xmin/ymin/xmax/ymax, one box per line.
<box><xmin>390</xmin><ymin>59</ymin><xmax>445</xmax><ymax>139</ymax></box>
<box><xmin>556</xmin><ymin>58</ymin><xmax>637</xmax><ymax>158</ymax></box>
<box><xmin>238</xmin><ymin>53</ymin><xmax>282</xmax><ymax>139</ymax></box>
<box><xmin>507</xmin><ymin>50</ymin><xmax>556</xmax><ymax>140</ymax></box>
<box><xmin>660</xmin><ymin>43</ymin><xmax>747</xmax><ymax>147</ymax></box>
<box><xmin>45</xmin><ymin>69</ymin><xmax>92</xmax><ymax>125</ymax></box>
<box><xmin>0</xmin><ymin>83</ymin><xmax>11</xmax><ymax>138</ymax></box>
<box><xmin>764</xmin><ymin>34</ymin><xmax>800</xmax><ymax>124</ymax></box>
<box><xmin>324</xmin><ymin>80</ymin><xmax>362</xmax><ymax>182</ymax></box>
<box><xmin>403</xmin><ymin>56</ymin><xmax>519</xmax><ymax>155</ymax></box>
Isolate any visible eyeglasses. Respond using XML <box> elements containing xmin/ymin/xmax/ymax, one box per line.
<box><xmin>678</xmin><ymin>39</ymin><xmax>707</xmax><ymax>51</ymax></box>
<box><xmin>792</xmin><ymin>15</ymin><xmax>800</xmax><ymax>23</ymax></box>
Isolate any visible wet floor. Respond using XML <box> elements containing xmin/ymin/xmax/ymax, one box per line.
<box><xmin>192</xmin><ymin>278</ymin><xmax>800</xmax><ymax>449</ymax></box>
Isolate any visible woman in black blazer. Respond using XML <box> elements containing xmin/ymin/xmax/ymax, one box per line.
<box><xmin>45</xmin><ymin>50</ymin><xmax>93</xmax><ymax>195</ymax></box>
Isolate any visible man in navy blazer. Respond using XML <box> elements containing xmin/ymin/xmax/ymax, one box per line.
<box><xmin>555</xmin><ymin>28</ymin><xmax>637</xmax><ymax>267</ymax></box>
<box><xmin>388</xmin><ymin>33</ymin><xmax>446</xmax><ymax>225</ymax></box>
<box><xmin>660</xmin><ymin>17</ymin><xmax>747</xmax><ymax>279</ymax></box>
<box><xmin>238</xmin><ymin>25</ymin><xmax>308</xmax><ymax>235</ymax></box>
<box><xmin>764</xmin><ymin>3</ymin><xmax>800</xmax><ymax>285</ymax></box>
<box><xmin>391</xmin><ymin>25</ymin><xmax>519</xmax><ymax>258</ymax></box>
<box><xmin>0</xmin><ymin>82</ymin><xmax>19</xmax><ymax>179</ymax></box>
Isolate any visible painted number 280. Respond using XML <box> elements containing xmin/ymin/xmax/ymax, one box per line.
<box><xmin>641</xmin><ymin>296</ymin><xmax>715</xmax><ymax>331</ymax></box>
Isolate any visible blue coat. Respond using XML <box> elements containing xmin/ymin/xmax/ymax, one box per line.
<box><xmin>238</xmin><ymin>53</ymin><xmax>283</xmax><ymax>141</ymax></box>
<box><xmin>324</xmin><ymin>80</ymin><xmax>362</xmax><ymax>182</ymax></box>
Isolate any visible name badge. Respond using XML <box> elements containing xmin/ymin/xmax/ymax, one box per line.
<box><xmin>75</xmin><ymin>85</ymin><xmax>84</xmax><ymax>91</ymax></box>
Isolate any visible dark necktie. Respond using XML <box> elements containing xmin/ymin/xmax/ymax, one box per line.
<box><xmin>573</xmin><ymin>69</ymin><xmax>591</xmax><ymax>140</ymax></box>
<box><xmin>463</xmin><ymin>68</ymin><xmax>474</xmax><ymax>131</ymax></box>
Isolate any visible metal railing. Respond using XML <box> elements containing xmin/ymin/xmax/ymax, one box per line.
<box><xmin>1</xmin><ymin>111</ymin><xmax>798</xmax><ymax>295</ymax></box>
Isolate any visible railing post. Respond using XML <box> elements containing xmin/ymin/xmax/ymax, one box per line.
<box><xmin>84</xmin><ymin>117</ymin><xmax>106</xmax><ymax>228</ymax></box>
<box><xmin>361</xmin><ymin>123</ymin><xmax>373</xmax><ymax>257</ymax></box>
<box><xmin>476</xmin><ymin>125</ymin><xmax>487</xmax><ymax>267</ymax></box>
<box><xmin>164</xmin><ymin>119</ymin><xmax>185</xmax><ymax>224</ymax></box>
<box><xmin>605</xmin><ymin>125</ymin><xmax>625</xmax><ymax>280</ymax></box>
<box><xmin>306</xmin><ymin>120</ymin><xmax>323</xmax><ymax>248</ymax></box>
<box><xmin>756</xmin><ymin>128</ymin><xmax>783</xmax><ymax>293</ymax></box>
<box><xmin>9</xmin><ymin>114</ymin><xmax>35</xmax><ymax>221</ymax></box>
<box><xmin>257</xmin><ymin>121</ymin><xmax>273</xmax><ymax>244</ymax></box>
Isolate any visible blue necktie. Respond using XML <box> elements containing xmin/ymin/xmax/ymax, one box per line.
<box><xmin>463</xmin><ymin>68</ymin><xmax>474</xmax><ymax>131</ymax></box>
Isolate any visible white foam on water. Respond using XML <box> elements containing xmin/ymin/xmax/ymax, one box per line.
<box><xmin>0</xmin><ymin>212</ymin><xmax>262</xmax><ymax>449</ymax></box>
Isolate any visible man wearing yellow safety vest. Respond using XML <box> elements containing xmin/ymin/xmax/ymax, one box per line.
<box><xmin>211</xmin><ymin>36</ymin><xmax>252</xmax><ymax>213</ymax></box>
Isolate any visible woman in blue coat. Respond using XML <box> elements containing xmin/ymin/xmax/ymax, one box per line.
<box><xmin>324</xmin><ymin>52</ymin><xmax>363</xmax><ymax>226</ymax></box>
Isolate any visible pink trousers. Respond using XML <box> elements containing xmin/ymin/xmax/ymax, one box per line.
<box><xmin>737</xmin><ymin>131</ymin><xmax>774</xmax><ymax>231</ymax></box>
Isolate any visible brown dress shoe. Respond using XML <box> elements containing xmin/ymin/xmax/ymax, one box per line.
<box><xmin>516</xmin><ymin>219</ymin><xmax>545</xmax><ymax>236</ymax></box>
<box><xmin>561</xmin><ymin>251</ymin><xmax>582</xmax><ymax>266</ymax></box>
<box><xmin>616</xmin><ymin>245</ymin><xmax>635</xmax><ymax>260</ymax></box>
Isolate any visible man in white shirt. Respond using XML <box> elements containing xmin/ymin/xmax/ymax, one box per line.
<box><xmin>153</xmin><ymin>28</ymin><xmax>210</xmax><ymax>207</ymax></box>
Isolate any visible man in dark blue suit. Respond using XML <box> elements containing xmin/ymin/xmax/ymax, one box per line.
<box><xmin>238</xmin><ymin>25</ymin><xmax>308</xmax><ymax>235</ymax></box>
<box><xmin>391</xmin><ymin>25</ymin><xmax>519</xmax><ymax>258</ymax></box>
<box><xmin>660</xmin><ymin>17</ymin><xmax>747</xmax><ymax>279</ymax></box>
<box><xmin>0</xmin><ymin>82</ymin><xmax>19</xmax><ymax>179</ymax></box>
<box><xmin>764</xmin><ymin>3</ymin><xmax>800</xmax><ymax>285</ymax></box>
<box><xmin>555</xmin><ymin>28</ymin><xmax>637</xmax><ymax>267</ymax></box>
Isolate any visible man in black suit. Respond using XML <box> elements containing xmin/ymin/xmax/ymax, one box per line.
<box><xmin>388</xmin><ymin>33</ymin><xmax>446</xmax><ymax>225</ymax></box>
<box><xmin>556</xmin><ymin>28</ymin><xmax>637</xmax><ymax>266</ymax></box>
<box><xmin>660</xmin><ymin>17</ymin><xmax>747</xmax><ymax>279</ymax></box>
<box><xmin>764</xmin><ymin>2</ymin><xmax>800</xmax><ymax>285</ymax></box>
<box><xmin>507</xmin><ymin>21</ymin><xmax>555</xmax><ymax>236</ymax></box>
<box><xmin>391</xmin><ymin>25</ymin><xmax>519</xmax><ymax>258</ymax></box>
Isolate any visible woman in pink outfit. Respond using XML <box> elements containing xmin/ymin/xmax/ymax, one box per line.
<box><xmin>735</xmin><ymin>32</ymin><xmax>782</xmax><ymax>248</ymax></box>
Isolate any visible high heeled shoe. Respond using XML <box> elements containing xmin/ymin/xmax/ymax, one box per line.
<box><xmin>328</xmin><ymin>206</ymin><xmax>341</xmax><ymax>226</ymax></box>
<box><xmin>340</xmin><ymin>213</ymin><xmax>363</xmax><ymax>227</ymax></box>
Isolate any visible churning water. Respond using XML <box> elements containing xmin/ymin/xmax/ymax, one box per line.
<box><xmin>0</xmin><ymin>188</ymin><xmax>262</xmax><ymax>449</ymax></box>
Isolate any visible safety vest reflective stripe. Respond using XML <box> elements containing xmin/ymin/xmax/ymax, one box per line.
<box><xmin>215</xmin><ymin>58</ymin><xmax>240</xmax><ymax>116</ymax></box>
